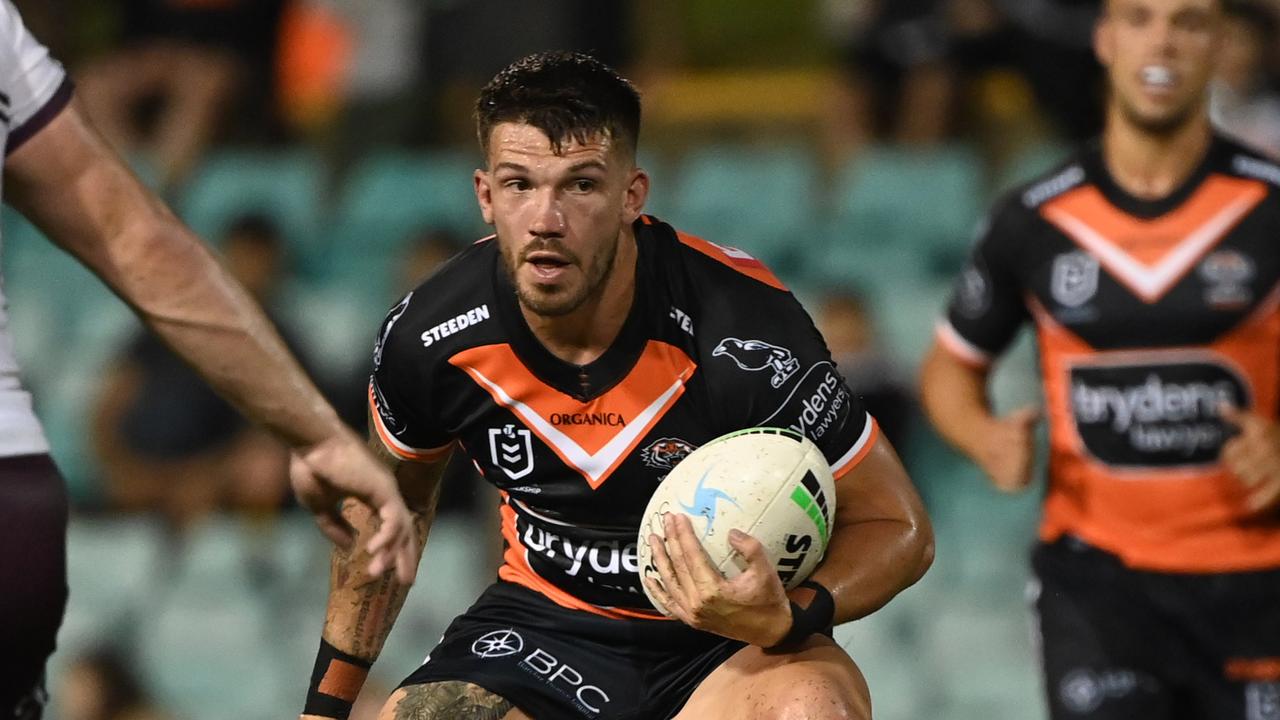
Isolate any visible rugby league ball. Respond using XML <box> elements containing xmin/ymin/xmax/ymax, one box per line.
<box><xmin>637</xmin><ymin>427</ymin><xmax>836</xmax><ymax>614</ymax></box>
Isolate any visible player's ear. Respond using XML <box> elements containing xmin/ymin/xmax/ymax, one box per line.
<box><xmin>475</xmin><ymin>168</ymin><xmax>495</xmax><ymax>225</ymax></box>
<box><xmin>1094</xmin><ymin>8</ymin><xmax>1115</xmax><ymax>67</ymax></box>
<box><xmin>622</xmin><ymin>168</ymin><xmax>649</xmax><ymax>224</ymax></box>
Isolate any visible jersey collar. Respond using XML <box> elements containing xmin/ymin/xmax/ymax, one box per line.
<box><xmin>491</xmin><ymin>228</ymin><xmax>654</xmax><ymax>402</ymax></box>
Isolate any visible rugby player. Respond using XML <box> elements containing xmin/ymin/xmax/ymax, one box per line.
<box><xmin>300</xmin><ymin>52</ymin><xmax>934</xmax><ymax>720</ymax></box>
<box><xmin>0</xmin><ymin>2</ymin><xmax>419</xmax><ymax>715</ymax></box>
<box><xmin>922</xmin><ymin>0</ymin><xmax>1280</xmax><ymax>716</ymax></box>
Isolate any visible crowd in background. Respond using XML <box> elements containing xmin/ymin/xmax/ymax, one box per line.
<box><xmin>6</xmin><ymin>0</ymin><xmax>1280</xmax><ymax>718</ymax></box>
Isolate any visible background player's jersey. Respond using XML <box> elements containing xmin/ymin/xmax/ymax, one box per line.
<box><xmin>372</xmin><ymin>216</ymin><xmax>878</xmax><ymax>618</ymax></box>
<box><xmin>939</xmin><ymin>135</ymin><xmax>1280</xmax><ymax>573</ymax></box>
<box><xmin>0</xmin><ymin>0</ymin><xmax>72</xmax><ymax>457</ymax></box>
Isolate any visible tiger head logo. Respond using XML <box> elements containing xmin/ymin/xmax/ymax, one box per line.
<box><xmin>641</xmin><ymin>437</ymin><xmax>697</xmax><ymax>471</ymax></box>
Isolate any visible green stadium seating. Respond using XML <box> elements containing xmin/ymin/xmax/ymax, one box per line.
<box><xmin>178</xmin><ymin>150</ymin><xmax>325</xmax><ymax>272</ymax></box>
<box><xmin>818</xmin><ymin>144</ymin><xmax>985</xmax><ymax>289</ymax></box>
<box><xmin>668</xmin><ymin>143</ymin><xmax>821</xmax><ymax>276</ymax></box>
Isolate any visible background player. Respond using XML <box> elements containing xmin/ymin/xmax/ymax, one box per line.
<box><xmin>0</xmin><ymin>1</ymin><xmax>419</xmax><ymax>715</ymax></box>
<box><xmin>921</xmin><ymin>0</ymin><xmax>1280</xmax><ymax>717</ymax></box>
<box><xmin>299</xmin><ymin>52</ymin><xmax>933</xmax><ymax>720</ymax></box>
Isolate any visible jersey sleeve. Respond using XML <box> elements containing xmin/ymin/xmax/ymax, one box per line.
<box><xmin>710</xmin><ymin>290</ymin><xmax>878</xmax><ymax>481</ymax></box>
<box><xmin>368</xmin><ymin>292</ymin><xmax>453</xmax><ymax>462</ymax></box>
<box><xmin>937</xmin><ymin>197</ymin><xmax>1030</xmax><ymax>367</ymax></box>
<box><xmin>0</xmin><ymin>0</ymin><xmax>72</xmax><ymax>156</ymax></box>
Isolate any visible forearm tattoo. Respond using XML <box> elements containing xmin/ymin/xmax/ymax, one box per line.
<box><xmin>394</xmin><ymin>681</ymin><xmax>515</xmax><ymax>720</ymax></box>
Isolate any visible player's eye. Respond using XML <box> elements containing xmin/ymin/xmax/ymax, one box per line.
<box><xmin>503</xmin><ymin>178</ymin><xmax>531</xmax><ymax>191</ymax></box>
<box><xmin>570</xmin><ymin>178</ymin><xmax>597</xmax><ymax>192</ymax></box>
<box><xmin>1173</xmin><ymin>10</ymin><xmax>1209</xmax><ymax>32</ymax></box>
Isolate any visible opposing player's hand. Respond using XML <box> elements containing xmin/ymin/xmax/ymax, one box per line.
<box><xmin>290</xmin><ymin>431</ymin><xmax>418</xmax><ymax>584</ymax></box>
<box><xmin>644</xmin><ymin>513</ymin><xmax>791</xmax><ymax>647</ymax></box>
<box><xmin>975</xmin><ymin>405</ymin><xmax>1040</xmax><ymax>493</ymax></box>
<box><xmin>1220</xmin><ymin>405</ymin><xmax>1280</xmax><ymax>514</ymax></box>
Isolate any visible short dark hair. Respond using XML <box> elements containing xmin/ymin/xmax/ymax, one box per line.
<box><xmin>475</xmin><ymin>51</ymin><xmax>641</xmax><ymax>159</ymax></box>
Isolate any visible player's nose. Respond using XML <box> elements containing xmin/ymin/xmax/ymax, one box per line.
<box><xmin>529</xmin><ymin>188</ymin><xmax>566</xmax><ymax>237</ymax></box>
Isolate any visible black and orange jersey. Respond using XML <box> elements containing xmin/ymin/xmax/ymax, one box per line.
<box><xmin>939</xmin><ymin>135</ymin><xmax>1280</xmax><ymax>573</ymax></box>
<box><xmin>370</xmin><ymin>215</ymin><xmax>879</xmax><ymax>619</ymax></box>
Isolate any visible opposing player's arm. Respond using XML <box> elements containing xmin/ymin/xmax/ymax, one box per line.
<box><xmin>300</xmin><ymin>424</ymin><xmax>449</xmax><ymax>720</ymax></box>
<box><xmin>4</xmin><ymin>98</ymin><xmax>417</xmax><ymax>578</ymax></box>
<box><xmin>807</xmin><ymin>435</ymin><xmax>932</xmax><ymax>624</ymax></box>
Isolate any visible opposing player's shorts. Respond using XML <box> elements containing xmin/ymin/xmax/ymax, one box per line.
<box><xmin>1032</xmin><ymin>536</ymin><xmax>1280</xmax><ymax>720</ymax></box>
<box><xmin>0</xmin><ymin>454</ymin><xmax>69</xmax><ymax>718</ymax></box>
<box><xmin>399</xmin><ymin>581</ymin><xmax>747</xmax><ymax>719</ymax></box>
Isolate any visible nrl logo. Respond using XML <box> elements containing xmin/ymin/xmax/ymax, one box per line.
<box><xmin>640</xmin><ymin>437</ymin><xmax>696</xmax><ymax>471</ymax></box>
<box><xmin>489</xmin><ymin>424</ymin><xmax>534</xmax><ymax>480</ymax></box>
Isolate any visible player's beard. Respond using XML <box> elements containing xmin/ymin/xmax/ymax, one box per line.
<box><xmin>1114</xmin><ymin>87</ymin><xmax>1205</xmax><ymax>137</ymax></box>
<box><xmin>504</xmin><ymin>232</ymin><xmax>620</xmax><ymax>317</ymax></box>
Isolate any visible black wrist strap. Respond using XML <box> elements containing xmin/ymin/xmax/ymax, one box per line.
<box><xmin>303</xmin><ymin>639</ymin><xmax>373</xmax><ymax>719</ymax></box>
<box><xmin>772</xmin><ymin>580</ymin><xmax>836</xmax><ymax>651</ymax></box>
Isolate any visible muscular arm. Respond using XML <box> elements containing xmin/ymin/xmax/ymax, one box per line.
<box><xmin>5</xmin><ymin>99</ymin><xmax>419</xmax><ymax>576</ymax></box>
<box><xmin>808</xmin><ymin>436</ymin><xmax>933</xmax><ymax>623</ymax></box>
<box><xmin>4</xmin><ymin>99</ymin><xmax>342</xmax><ymax>448</ymax></box>
<box><xmin>920</xmin><ymin>339</ymin><xmax>1039</xmax><ymax>492</ymax></box>
<box><xmin>324</xmin><ymin>437</ymin><xmax>448</xmax><ymax>660</ymax></box>
<box><xmin>919</xmin><ymin>340</ymin><xmax>996</xmax><ymax>461</ymax></box>
<box><xmin>299</xmin><ymin>437</ymin><xmax>449</xmax><ymax>719</ymax></box>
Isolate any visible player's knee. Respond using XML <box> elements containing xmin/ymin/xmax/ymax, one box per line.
<box><xmin>378</xmin><ymin>682</ymin><xmax>517</xmax><ymax>720</ymax></box>
<box><xmin>745</xmin><ymin>666</ymin><xmax>871</xmax><ymax>720</ymax></box>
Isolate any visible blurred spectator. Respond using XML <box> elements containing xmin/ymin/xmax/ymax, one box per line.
<box><xmin>76</xmin><ymin>0</ymin><xmax>287</xmax><ymax>194</ymax></box>
<box><xmin>814</xmin><ymin>288</ymin><xmax>917</xmax><ymax>454</ymax></box>
<box><xmin>58</xmin><ymin>647</ymin><xmax>170</xmax><ymax>720</ymax></box>
<box><xmin>823</xmin><ymin>0</ymin><xmax>959</xmax><ymax>152</ymax></box>
<box><xmin>1211</xmin><ymin>1</ymin><xmax>1280</xmax><ymax>158</ymax></box>
<box><xmin>90</xmin><ymin>214</ymin><xmax>304</xmax><ymax>527</ymax></box>
<box><xmin>987</xmin><ymin>0</ymin><xmax>1104</xmax><ymax>141</ymax></box>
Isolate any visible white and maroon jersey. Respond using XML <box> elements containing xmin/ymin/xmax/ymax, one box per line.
<box><xmin>371</xmin><ymin>216</ymin><xmax>880</xmax><ymax>619</ymax></box>
<box><xmin>938</xmin><ymin>135</ymin><xmax>1280</xmax><ymax>573</ymax></box>
<box><xmin>0</xmin><ymin>0</ymin><xmax>72</xmax><ymax>456</ymax></box>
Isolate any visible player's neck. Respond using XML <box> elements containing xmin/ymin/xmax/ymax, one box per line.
<box><xmin>522</xmin><ymin>230</ymin><xmax>638</xmax><ymax>366</ymax></box>
<box><xmin>1101</xmin><ymin>108</ymin><xmax>1213</xmax><ymax>201</ymax></box>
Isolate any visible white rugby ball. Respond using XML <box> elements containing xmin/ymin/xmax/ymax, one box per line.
<box><xmin>637</xmin><ymin>427</ymin><xmax>836</xmax><ymax>614</ymax></box>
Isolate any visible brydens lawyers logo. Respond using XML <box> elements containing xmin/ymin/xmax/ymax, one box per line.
<box><xmin>490</xmin><ymin>424</ymin><xmax>534</xmax><ymax>480</ymax></box>
<box><xmin>472</xmin><ymin>629</ymin><xmax>524</xmax><ymax>658</ymax></box>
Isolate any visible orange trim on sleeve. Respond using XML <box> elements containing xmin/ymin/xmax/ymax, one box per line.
<box><xmin>832</xmin><ymin>416</ymin><xmax>879</xmax><ymax>480</ymax></box>
<box><xmin>367</xmin><ymin>384</ymin><xmax>453</xmax><ymax>463</ymax></box>
<box><xmin>934</xmin><ymin>320</ymin><xmax>994</xmax><ymax>369</ymax></box>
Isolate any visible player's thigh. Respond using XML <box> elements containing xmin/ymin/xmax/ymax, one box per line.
<box><xmin>1033</xmin><ymin>541</ymin><xmax>1177</xmax><ymax>719</ymax></box>
<box><xmin>674</xmin><ymin>635</ymin><xmax>871</xmax><ymax>720</ymax></box>
<box><xmin>378</xmin><ymin>681</ymin><xmax>532</xmax><ymax>720</ymax></box>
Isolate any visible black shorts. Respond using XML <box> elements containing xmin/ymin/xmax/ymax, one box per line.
<box><xmin>399</xmin><ymin>581</ymin><xmax>747</xmax><ymax>720</ymax></box>
<box><xmin>1032</xmin><ymin>536</ymin><xmax>1280</xmax><ymax>720</ymax></box>
<box><xmin>0</xmin><ymin>454</ymin><xmax>69</xmax><ymax>717</ymax></box>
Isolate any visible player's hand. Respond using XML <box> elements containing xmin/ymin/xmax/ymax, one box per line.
<box><xmin>1220</xmin><ymin>405</ymin><xmax>1280</xmax><ymax>514</ymax></box>
<box><xmin>290</xmin><ymin>431</ymin><xmax>418</xmax><ymax>584</ymax></box>
<box><xmin>644</xmin><ymin>513</ymin><xmax>791</xmax><ymax>647</ymax></box>
<box><xmin>974</xmin><ymin>406</ymin><xmax>1040</xmax><ymax>493</ymax></box>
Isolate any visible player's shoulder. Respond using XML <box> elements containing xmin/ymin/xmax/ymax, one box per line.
<box><xmin>639</xmin><ymin>214</ymin><xmax>790</xmax><ymax>295</ymax></box>
<box><xmin>1002</xmin><ymin>149</ymin><xmax>1091</xmax><ymax>216</ymax></box>
<box><xmin>373</xmin><ymin>236</ymin><xmax>504</xmax><ymax>372</ymax></box>
<box><xmin>1212</xmin><ymin>134</ymin><xmax>1280</xmax><ymax>192</ymax></box>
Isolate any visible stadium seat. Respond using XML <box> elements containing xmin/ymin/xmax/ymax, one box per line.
<box><xmin>178</xmin><ymin>150</ymin><xmax>325</xmax><ymax>270</ymax></box>
<box><xmin>819</xmin><ymin>144</ymin><xmax>984</xmax><ymax>288</ymax></box>
<box><xmin>668</xmin><ymin>143</ymin><xmax>821</xmax><ymax>276</ymax></box>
